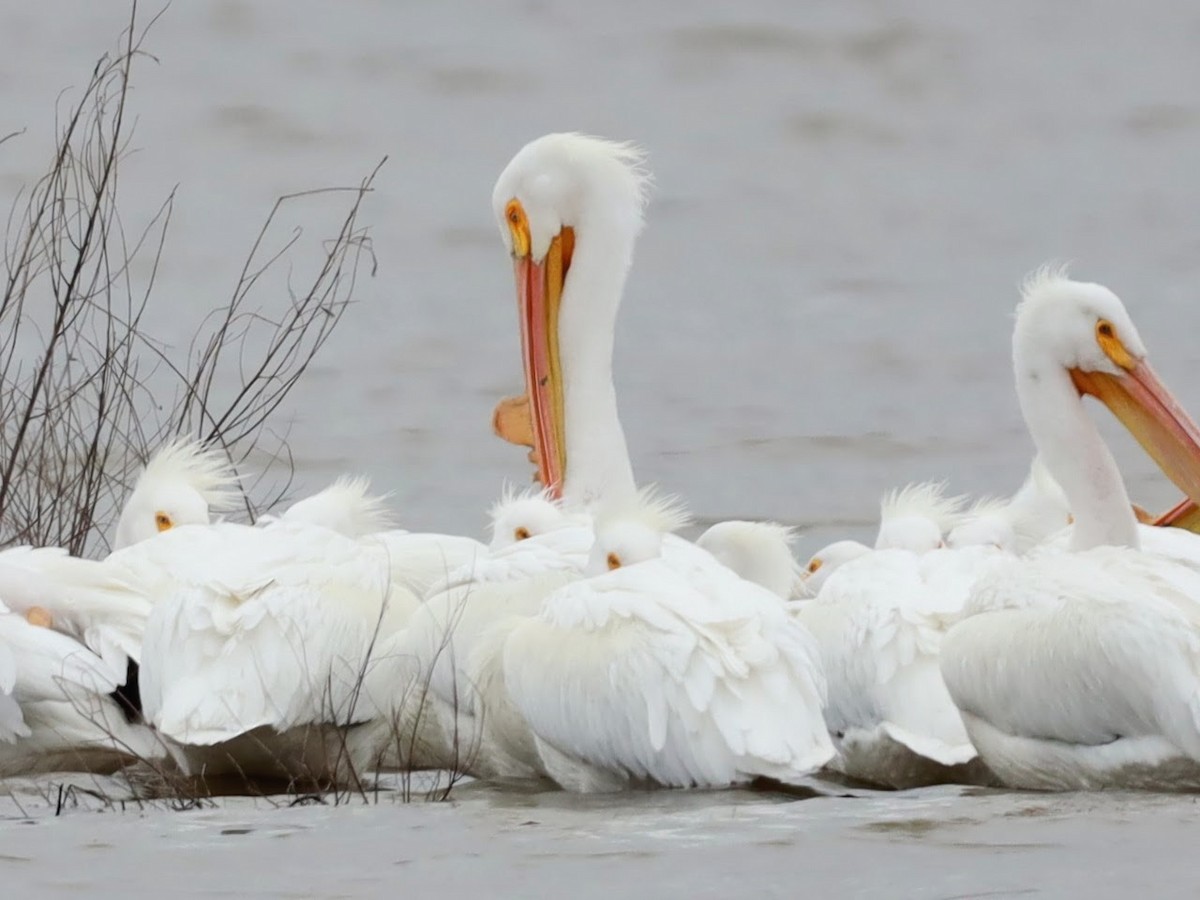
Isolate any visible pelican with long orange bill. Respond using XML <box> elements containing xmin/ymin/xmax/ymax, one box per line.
<box><xmin>939</xmin><ymin>270</ymin><xmax>1200</xmax><ymax>791</ymax></box>
<box><xmin>489</xmin><ymin>133</ymin><xmax>642</xmax><ymax>511</ymax></box>
<box><xmin>395</xmin><ymin>134</ymin><xmax>833</xmax><ymax>793</ymax></box>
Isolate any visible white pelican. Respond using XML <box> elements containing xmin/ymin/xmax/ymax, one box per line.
<box><xmin>104</xmin><ymin>450</ymin><xmax>425</xmax><ymax>783</ymax></box>
<box><xmin>797</xmin><ymin>539</ymin><xmax>872</xmax><ymax>597</ymax></box>
<box><xmin>0</xmin><ymin>439</ymin><xmax>237</xmax><ymax>775</ymax></box>
<box><xmin>486</xmin><ymin>485</ymin><xmax>588</xmax><ymax>551</ymax></box>
<box><xmin>0</xmin><ymin>598</ymin><xmax>159</xmax><ymax>775</ymax></box>
<box><xmin>0</xmin><ymin>578</ymin><xmax>159</xmax><ymax>776</ymax></box>
<box><xmin>275</xmin><ymin>475</ymin><xmax>396</xmax><ymax>538</ymax></box>
<box><xmin>113</xmin><ymin>438</ymin><xmax>242</xmax><ymax>549</ymax></box>
<box><xmin>367</xmin><ymin>487</ymin><xmax>589</xmax><ymax>775</ymax></box>
<box><xmin>940</xmin><ymin>269</ymin><xmax>1200</xmax><ymax>791</ymax></box>
<box><xmin>393</xmin><ymin>133</ymin><xmax>829</xmax><ymax>787</ymax></box>
<box><xmin>119</xmin><ymin>518</ymin><xmax>416</xmax><ymax>784</ymax></box>
<box><xmin>797</xmin><ymin>542</ymin><xmax>1000</xmax><ymax>787</ymax></box>
<box><xmin>387</xmin><ymin>487</ymin><xmax>612</xmax><ymax>779</ymax></box>
<box><xmin>792</xmin><ymin>478</ymin><xmax>1001</xmax><ymax>787</ymax></box>
<box><xmin>797</xmin><ymin>481</ymin><xmax>967</xmax><ymax>604</ymax></box>
<box><xmin>498</xmin><ymin>491</ymin><xmax>833</xmax><ymax>791</ymax></box>
<box><xmin>487</xmin><ymin>131</ymin><xmax>799</xmax><ymax>592</ymax></box>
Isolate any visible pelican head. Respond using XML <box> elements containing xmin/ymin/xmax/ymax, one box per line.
<box><xmin>874</xmin><ymin>481</ymin><xmax>966</xmax><ymax>553</ymax></box>
<box><xmin>491</xmin><ymin>133</ymin><xmax>650</xmax><ymax>503</ymax></box>
<box><xmin>1014</xmin><ymin>267</ymin><xmax>1200</xmax><ymax>508</ymax></box>
<box><xmin>799</xmin><ymin>539</ymin><xmax>871</xmax><ymax>597</ymax></box>
<box><xmin>113</xmin><ymin>439</ymin><xmax>241</xmax><ymax>549</ymax></box>
<box><xmin>946</xmin><ymin>497</ymin><xmax>1015</xmax><ymax>551</ymax></box>
<box><xmin>585</xmin><ymin>486</ymin><xmax>689</xmax><ymax>576</ymax></box>
<box><xmin>488</xmin><ymin>485</ymin><xmax>575</xmax><ymax>550</ymax></box>
<box><xmin>280</xmin><ymin>475</ymin><xmax>396</xmax><ymax>538</ymax></box>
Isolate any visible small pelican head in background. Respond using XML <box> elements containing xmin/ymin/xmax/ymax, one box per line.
<box><xmin>585</xmin><ymin>486</ymin><xmax>690</xmax><ymax>576</ymax></box>
<box><xmin>113</xmin><ymin>439</ymin><xmax>241</xmax><ymax>549</ymax></box>
<box><xmin>488</xmin><ymin>485</ymin><xmax>576</xmax><ymax>550</ymax></box>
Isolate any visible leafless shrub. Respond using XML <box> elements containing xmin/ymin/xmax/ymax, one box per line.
<box><xmin>0</xmin><ymin>2</ymin><xmax>484</xmax><ymax>813</ymax></box>
<box><xmin>0</xmin><ymin>1</ymin><xmax>383</xmax><ymax>554</ymax></box>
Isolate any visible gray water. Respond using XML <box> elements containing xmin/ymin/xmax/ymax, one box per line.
<box><xmin>3</xmin><ymin>1</ymin><xmax>1200</xmax><ymax>894</ymax></box>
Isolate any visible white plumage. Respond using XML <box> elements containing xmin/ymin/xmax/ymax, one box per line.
<box><xmin>112</xmin><ymin>519</ymin><xmax>419</xmax><ymax>781</ymax></box>
<box><xmin>797</xmin><ymin>545</ymin><xmax>1001</xmax><ymax>787</ymax></box>
<box><xmin>874</xmin><ymin>481</ymin><xmax>967</xmax><ymax>553</ymax></box>
<box><xmin>0</xmin><ymin>597</ymin><xmax>158</xmax><ymax>775</ymax></box>
<box><xmin>503</xmin><ymin>546</ymin><xmax>832</xmax><ymax>791</ymax></box>
<box><xmin>941</xmin><ymin>270</ymin><xmax>1200</xmax><ymax>791</ymax></box>
<box><xmin>696</xmin><ymin>520</ymin><xmax>801</xmax><ymax>600</ymax></box>
<box><xmin>948</xmin><ymin>456</ymin><xmax>1072</xmax><ymax>553</ymax></box>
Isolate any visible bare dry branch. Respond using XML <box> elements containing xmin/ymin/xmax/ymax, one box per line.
<box><xmin>0</xmin><ymin>1</ymin><xmax>383</xmax><ymax>553</ymax></box>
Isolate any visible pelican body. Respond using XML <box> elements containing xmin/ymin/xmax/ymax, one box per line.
<box><xmin>941</xmin><ymin>270</ymin><xmax>1200</xmax><ymax>791</ymax></box>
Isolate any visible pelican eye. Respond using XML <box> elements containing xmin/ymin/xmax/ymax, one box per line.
<box><xmin>606</xmin><ymin>552</ymin><xmax>621</xmax><ymax>571</ymax></box>
<box><xmin>514</xmin><ymin>526</ymin><xmax>531</xmax><ymax>541</ymax></box>
<box><xmin>504</xmin><ymin>199</ymin><xmax>531</xmax><ymax>257</ymax></box>
<box><xmin>806</xmin><ymin>558</ymin><xmax>823</xmax><ymax>575</ymax></box>
<box><xmin>155</xmin><ymin>512</ymin><xmax>173</xmax><ymax>532</ymax></box>
<box><xmin>1095</xmin><ymin>318</ymin><xmax>1135</xmax><ymax>370</ymax></box>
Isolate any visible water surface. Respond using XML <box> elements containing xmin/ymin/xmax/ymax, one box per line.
<box><xmin>2</xmin><ymin>3</ymin><xmax>1199</xmax><ymax>893</ymax></box>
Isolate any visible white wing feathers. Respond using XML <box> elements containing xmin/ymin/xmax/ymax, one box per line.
<box><xmin>0</xmin><ymin>546</ymin><xmax>148</xmax><ymax>671</ymax></box>
<box><xmin>944</xmin><ymin>547</ymin><xmax>1200</xmax><ymax>759</ymax></box>
<box><xmin>800</xmin><ymin>548</ymin><xmax>998</xmax><ymax>767</ymax></box>
<box><xmin>372</xmin><ymin>531</ymin><xmax>488</xmax><ymax>598</ymax></box>
<box><xmin>0</xmin><ymin>603</ymin><xmax>124</xmax><ymax>745</ymax></box>
<box><xmin>503</xmin><ymin>559</ymin><xmax>832</xmax><ymax>788</ymax></box>
<box><xmin>136</xmin><ymin>523</ymin><xmax>397</xmax><ymax>746</ymax></box>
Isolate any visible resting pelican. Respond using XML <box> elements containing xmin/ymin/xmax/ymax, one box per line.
<box><xmin>798</xmin><ymin>482</ymin><xmax>969</xmax><ymax>604</ymax></box>
<box><xmin>275</xmin><ymin>475</ymin><xmax>396</xmax><ymax>538</ymax></box>
<box><xmin>0</xmin><ymin>440</ymin><xmax>237</xmax><ymax>775</ymax></box>
<box><xmin>791</xmin><ymin>459</ymin><xmax>1015</xmax><ymax>789</ymax></box>
<box><xmin>113</xmin><ymin>438</ymin><xmax>242</xmax><ymax>549</ymax></box>
<box><xmin>103</xmin><ymin>449</ymin><xmax>425</xmax><ymax>783</ymax></box>
<box><xmin>367</xmin><ymin>487</ymin><xmax>589</xmax><ymax>775</ymax></box>
<box><xmin>798</xmin><ymin>540</ymin><xmax>872</xmax><ymax>597</ymax></box>
<box><xmin>117</xmin><ymin>518</ymin><xmax>419</xmax><ymax>784</ymax></box>
<box><xmin>499</xmin><ymin>492</ymin><xmax>832</xmax><ymax>791</ymax></box>
<box><xmin>940</xmin><ymin>270</ymin><xmax>1200</xmax><ymax>791</ymax></box>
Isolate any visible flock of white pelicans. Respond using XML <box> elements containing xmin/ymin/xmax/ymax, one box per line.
<box><xmin>7</xmin><ymin>132</ymin><xmax>1200</xmax><ymax>796</ymax></box>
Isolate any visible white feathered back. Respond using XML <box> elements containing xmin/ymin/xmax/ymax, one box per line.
<box><xmin>281</xmin><ymin>475</ymin><xmax>397</xmax><ymax>538</ymax></box>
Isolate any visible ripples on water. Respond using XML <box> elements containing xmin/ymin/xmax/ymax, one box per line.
<box><xmin>2</xmin><ymin>1</ymin><xmax>1200</xmax><ymax>552</ymax></box>
<box><xmin>4</xmin><ymin>5</ymin><xmax>1200</xmax><ymax>891</ymax></box>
